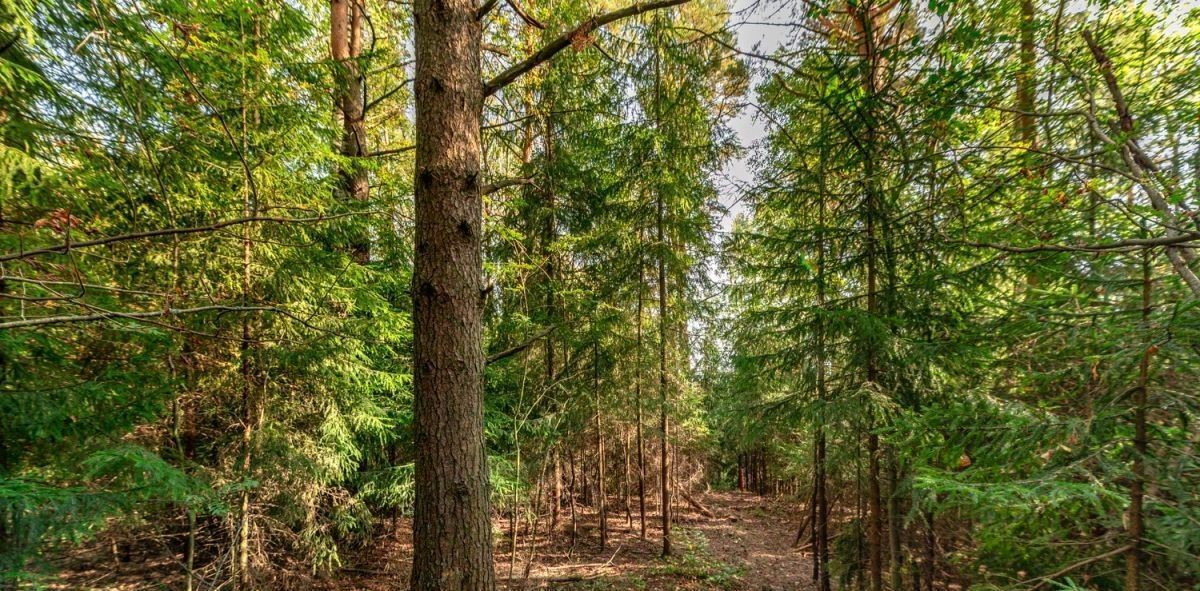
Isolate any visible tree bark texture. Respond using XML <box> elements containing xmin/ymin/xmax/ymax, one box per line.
<box><xmin>410</xmin><ymin>0</ymin><xmax>494</xmax><ymax>588</ymax></box>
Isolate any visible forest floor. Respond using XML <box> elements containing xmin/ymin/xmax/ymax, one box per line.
<box><xmin>51</xmin><ymin>491</ymin><xmax>815</xmax><ymax>591</ymax></box>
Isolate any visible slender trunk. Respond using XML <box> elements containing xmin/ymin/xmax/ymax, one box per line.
<box><xmin>737</xmin><ymin>454</ymin><xmax>745</xmax><ymax>492</ymax></box>
<box><xmin>236</xmin><ymin>19</ymin><xmax>259</xmax><ymax>586</ymax></box>
<box><xmin>552</xmin><ymin>451</ymin><xmax>561</xmax><ymax>532</ymax></box>
<box><xmin>815</xmin><ymin>431</ymin><xmax>830</xmax><ymax>591</ymax></box>
<box><xmin>522</xmin><ymin>466</ymin><xmax>546</xmax><ymax>581</ymax></box>
<box><xmin>595</xmin><ymin>342</ymin><xmax>608</xmax><ymax>550</ymax></box>
<box><xmin>186</xmin><ymin>510</ymin><xmax>196</xmax><ymax>591</ymax></box>
<box><xmin>652</xmin><ymin>22</ymin><xmax>672</xmax><ymax>553</ymax></box>
<box><xmin>856</xmin><ymin>441</ymin><xmax>866</xmax><ymax>591</ymax></box>
<box><xmin>1016</xmin><ymin>0</ymin><xmax>1037</xmax><ymax>148</ymax></box>
<box><xmin>1126</xmin><ymin>239</ymin><xmax>1152</xmax><ymax>591</ymax></box>
<box><xmin>922</xmin><ymin>510</ymin><xmax>936</xmax><ymax>591</ymax></box>
<box><xmin>657</xmin><ymin>178</ymin><xmax>671</xmax><ymax>557</ymax></box>
<box><xmin>887</xmin><ymin>454</ymin><xmax>902</xmax><ymax>591</ymax></box>
<box><xmin>508</xmin><ymin>446</ymin><xmax>521</xmax><ymax>582</ymax></box>
<box><xmin>569</xmin><ymin>448</ymin><xmax>578</xmax><ymax>546</ymax></box>
<box><xmin>635</xmin><ymin>228</ymin><xmax>648</xmax><ymax>539</ymax></box>
<box><xmin>815</xmin><ymin>148</ymin><xmax>832</xmax><ymax>591</ymax></box>
<box><xmin>857</xmin><ymin>4</ymin><xmax>884</xmax><ymax>588</ymax></box>
<box><xmin>410</xmin><ymin>0</ymin><xmax>493</xmax><ymax>588</ymax></box>
<box><xmin>333</xmin><ymin>0</ymin><xmax>369</xmax><ymax>262</ymax></box>
<box><xmin>623</xmin><ymin>429</ymin><xmax>634</xmax><ymax>528</ymax></box>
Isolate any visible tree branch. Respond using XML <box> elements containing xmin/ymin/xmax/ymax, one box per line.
<box><xmin>482</xmin><ymin>176</ymin><xmax>535</xmax><ymax>195</ymax></box>
<box><xmin>366</xmin><ymin>145</ymin><xmax>415</xmax><ymax>157</ymax></box>
<box><xmin>0</xmin><ymin>305</ymin><xmax>279</xmax><ymax>330</ymax></box>
<box><xmin>476</xmin><ymin>0</ymin><xmax>499</xmax><ymax>20</ymax></box>
<box><xmin>486</xmin><ymin>326</ymin><xmax>556</xmax><ymax>365</ymax></box>
<box><xmin>505</xmin><ymin>0</ymin><xmax>545</xmax><ymax>29</ymax></box>
<box><xmin>960</xmin><ymin>232</ymin><xmax>1200</xmax><ymax>254</ymax></box>
<box><xmin>483</xmin><ymin>0</ymin><xmax>692</xmax><ymax>97</ymax></box>
<box><xmin>1026</xmin><ymin>544</ymin><xmax>1132</xmax><ymax>591</ymax></box>
<box><xmin>365</xmin><ymin>78</ymin><xmax>413</xmax><ymax>113</ymax></box>
<box><xmin>1</xmin><ymin>212</ymin><xmax>369</xmax><ymax>263</ymax></box>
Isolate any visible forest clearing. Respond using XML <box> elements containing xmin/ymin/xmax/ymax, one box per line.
<box><xmin>2</xmin><ymin>0</ymin><xmax>1199</xmax><ymax>590</ymax></box>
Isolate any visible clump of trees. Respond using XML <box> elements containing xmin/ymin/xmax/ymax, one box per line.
<box><xmin>2</xmin><ymin>0</ymin><xmax>1197</xmax><ymax>590</ymax></box>
<box><xmin>719</xmin><ymin>1</ymin><xmax>1200</xmax><ymax>590</ymax></box>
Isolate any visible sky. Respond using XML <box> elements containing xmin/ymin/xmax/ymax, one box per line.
<box><xmin>717</xmin><ymin>0</ymin><xmax>790</xmax><ymax>234</ymax></box>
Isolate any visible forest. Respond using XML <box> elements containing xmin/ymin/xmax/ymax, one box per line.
<box><xmin>2</xmin><ymin>0</ymin><xmax>1198</xmax><ymax>589</ymax></box>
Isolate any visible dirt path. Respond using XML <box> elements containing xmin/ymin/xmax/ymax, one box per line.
<box><xmin>692</xmin><ymin>490</ymin><xmax>816</xmax><ymax>591</ymax></box>
<box><xmin>51</xmin><ymin>490</ymin><xmax>816</xmax><ymax>590</ymax></box>
<box><xmin>501</xmin><ymin>489</ymin><xmax>816</xmax><ymax>590</ymax></box>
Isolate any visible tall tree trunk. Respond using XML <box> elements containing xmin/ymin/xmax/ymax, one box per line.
<box><xmin>887</xmin><ymin>453</ymin><xmax>903</xmax><ymax>591</ymax></box>
<box><xmin>657</xmin><ymin>181</ymin><xmax>671</xmax><ymax>557</ymax></box>
<box><xmin>236</xmin><ymin>19</ymin><xmax>260</xmax><ymax>587</ymax></box>
<box><xmin>856</xmin><ymin>3</ymin><xmax>884</xmax><ymax>589</ymax></box>
<box><xmin>1015</xmin><ymin>0</ymin><xmax>1037</xmax><ymax>148</ymax></box>
<box><xmin>815</xmin><ymin>148</ymin><xmax>832</xmax><ymax>591</ymax></box>
<box><xmin>332</xmin><ymin>0</ymin><xmax>369</xmax><ymax>262</ymax></box>
<box><xmin>595</xmin><ymin>342</ymin><xmax>608</xmax><ymax>550</ymax></box>
<box><xmin>570</xmin><ymin>448</ymin><xmax>578</xmax><ymax>546</ymax></box>
<box><xmin>922</xmin><ymin>510</ymin><xmax>936</xmax><ymax>591</ymax></box>
<box><xmin>864</xmin><ymin>153</ymin><xmax>883</xmax><ymax>591</ymax></box>
<box><xmin>737</xmin><ymin>454</ymin><xmax>745</xmax><ymax>492</ymax></box>
<box><xmin>635</xmin><ymin>228</ymin><xmax>648</xmax><ymax>539</ymax></box>
<box><xmin>508</xmin><ymin>445</ymin><xmax>521</xmax><ymax>582</ymax></box>
<box><xmin>623</xmin><ymin>429</ymin><xmax>633</xmax><ymax>529</ymax></box>
<box><xmin>1126</xmin><ymin>237</ymin><xmax>1152</xmax><ymax>591</ymax></box>
<box><xmin>552</xmin><ymin>451</ymin><xmax>562</xmax><ymax>532</ymax></box>
<box><xmin>652</xmin><ymin>17</ymin><xmax>672</xmax><ymax>554</ymax></box>
<box><xmin>410</xmin><ymin>0</ymin><xmax>494</xmax><ymax>588</ymax></box>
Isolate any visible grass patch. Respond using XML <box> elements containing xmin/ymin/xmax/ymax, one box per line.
<box><xmin>649</xmin><ymin>528</ymin><xmax>744</xmax><ymax>590</ymax></box>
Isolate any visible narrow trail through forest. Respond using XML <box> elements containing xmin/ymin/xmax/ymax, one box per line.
<box><xmin>329</xmin><ymin>490</ymin><xmax>813</xmax><ymax>591</ymax></box>
<box><xmin>688</xmin><ymin>491</ymin><xmax>815</xmax><ymax>591</ymax></box>
<box><xmin>53</xmin><ymin>491</ymin><xmax>815</xmax><ymax>590</ymax></box>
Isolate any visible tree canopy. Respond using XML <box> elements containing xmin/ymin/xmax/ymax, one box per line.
<box><xmin>1</xmin><ymin>0</ymin><xmax>1197</xmax><ymax>590</ymax></box>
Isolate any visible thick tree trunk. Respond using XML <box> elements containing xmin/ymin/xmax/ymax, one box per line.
<box><xmin>410</xmin><ymin>0</ymin><xmax>494</xmax><ymax>588</ymax></box>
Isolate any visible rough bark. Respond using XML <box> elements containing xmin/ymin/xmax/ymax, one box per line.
<box><xmin>410</xmin><ymin>0</ymin><xmax>494</xmax><ymax>588</ymax></box>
